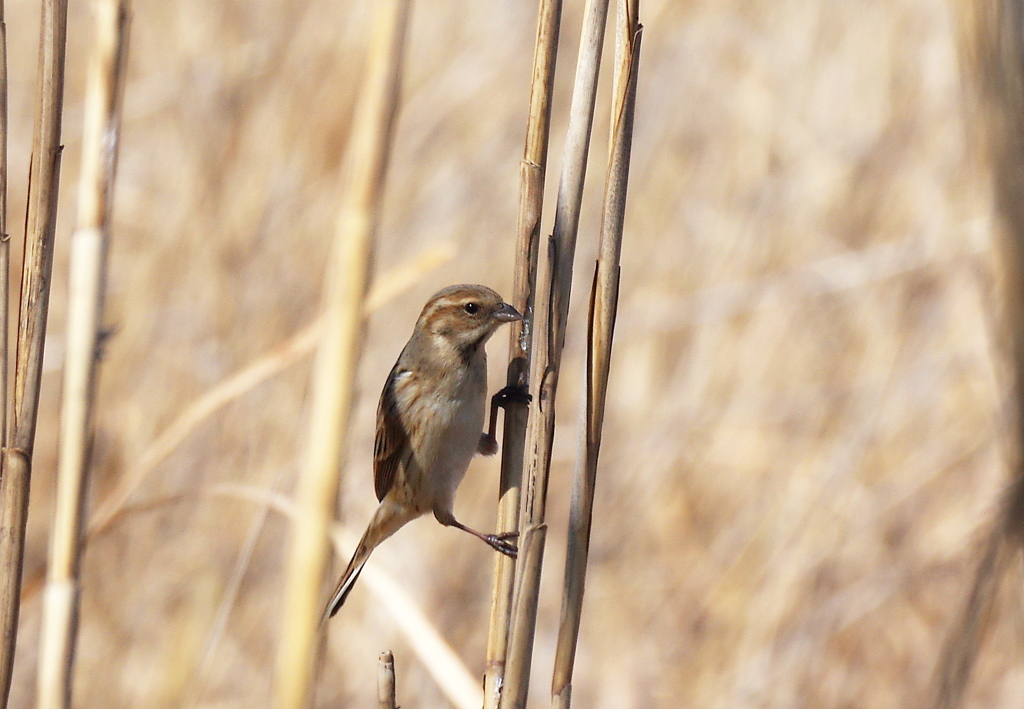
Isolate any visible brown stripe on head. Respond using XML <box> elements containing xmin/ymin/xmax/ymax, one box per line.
<box><xmin>411</xmin><ymin>284</ymin><xmax>515</xmax><ymax>358</ymax></box>
<box><xmin>417</xmin><ymin>284</ymin><xmax>505</xmax><ymax>325</ymax></box>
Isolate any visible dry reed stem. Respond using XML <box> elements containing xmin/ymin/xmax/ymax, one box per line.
<box><xmin>551</xmin><ymin>2</ymin><xmax>640</xmax><ymax>706</ymax></box>
<box><xmin>273</xmin><ymin>0</ymin><xmax>409</xmax><ymax>706</ymax></box>
<box><xmin>0</xmin><ymin>0</ymin><xmax>70</xmax><ymax>702</ymax></box>
<box><xmin>377</xmin><ymin>650</ymin><xmax>397</xmax><ymax>709</ymax></box>
<box><xmin>483</xmin><ymin>0</ymin><xmax>562</xmax><ymax>705</ymax></box>
<box><xmin>35</xmin><ymin>1</ymin><xmax>129</xmax><ymax>707</ymax></box>
<box><xmin>498</xmin><ymin>0</ymin><xmax>611</xmax><ymax>702</ymax></box>
<box><xmin>212</xmin><ymin>483</ymin><xmax>483</xmax><ymax>709</ymax></box>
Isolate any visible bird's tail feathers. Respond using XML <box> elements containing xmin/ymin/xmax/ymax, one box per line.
<box><xmin>322</xmin><ymin>499</ymin><xmax>415</xmax><ymax>622</ymax></box>
<box><xmin>323</xmin><ymin>554</ymin><xmax>368</xmax><ymax>622</ymax></box>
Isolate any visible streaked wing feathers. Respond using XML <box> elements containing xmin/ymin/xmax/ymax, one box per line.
<box><xmin>374</xmin><ymin>366</ymin><xmax>411</xmax><ymax>501</ymax></box>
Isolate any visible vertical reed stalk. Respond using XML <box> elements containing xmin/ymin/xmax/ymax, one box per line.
<box><xmin>551</xmin><ymin>2</ymin><xmax>640</xmax><ymax>706</ymax></box>
<box><xmin>377</xmin><ymin>651</ymin><xmax>397</xmax><ymax>709</ymax></box>
<box><xmin>483</xmin><ymin>0</ymin><xmax>562</xmax><ymax>705</ymax></box>
<box><xmin>0</xmin><ymin>0</ymin><xmax>71</xmax><ymax>703</ymax></box>
<box><xmin>273</xmin><ymin>1</ymin><xmax>409</xmax><ymax>707</ymax></box>
<box><xmin>35</xmin><ymin>2</ymin><xmax>129</xmax><ymax>707</ymax></box>
<box><xmin>498</xmin><ymin>0</ymin><xmax>612</xmax><ymax>704</ymax></box>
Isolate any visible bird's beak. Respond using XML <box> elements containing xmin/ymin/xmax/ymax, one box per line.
<box><xmin>493</xmin><ymin>303</ymin><xmax>523</xmax><ymax>322</ymax></box>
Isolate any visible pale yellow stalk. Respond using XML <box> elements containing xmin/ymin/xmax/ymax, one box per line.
<box><xmin>499</xmin><ymin>0</ymin><xmax>612</xmax><ymax>703</ymax></box>
<box><xmin>272</xmin><ymin>0</ymin><xmax>410</xmax><ymax>707</ymax></box>
<box><xmin>35</xmin><ymin>2</ymin><xmax>129</xmax><ymax>707</ymax></box>
<box><xmin>483</xmin><ymin>0</ymin><xmax>562</xmax><ymax>705</ymax></box>
<box><xmin>551</xmin><ymin>1</ymin><xmax>641</xmax><ymax>706</ymax></box>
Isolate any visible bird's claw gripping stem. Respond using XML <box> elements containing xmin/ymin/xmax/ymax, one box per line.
<box><xmin>482</xmin><ymin>385</ymin><xmax>533</xmax><ymax>456</ymax></box>
<box><xmin>484</xmin><ymin>533</ymin><xmax>519</xmax><ymax>559</ymax></box>
<box><xmin>492</xmin><ymin>384</ymin><xmax>533</xmax><ymax>408</ymax></box>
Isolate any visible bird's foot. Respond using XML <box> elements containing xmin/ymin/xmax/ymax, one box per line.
<box><xmin>492</xmin><ymin>385</ymin><xmax>532</xmax><ymax>409</ymax></box>
<box><xmin>484</xmin><ymin>534</ymin><xmax>518</xmax><ymax>559</ymax></box>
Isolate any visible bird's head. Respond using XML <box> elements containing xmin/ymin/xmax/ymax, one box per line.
<box><xmin>415</xmin><ymin>284</ymin><xmax>522</xmax><ymax>357</ymax></box>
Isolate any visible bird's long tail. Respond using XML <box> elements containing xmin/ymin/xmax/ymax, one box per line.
<box><xmin>322</xmin><ymin>499</ymin><xmax>415</xmax><ymax>622</ymax></box>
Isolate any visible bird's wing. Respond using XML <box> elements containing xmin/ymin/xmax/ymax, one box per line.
<box><xmin>374</xmin><ymin>365</ymin><xmax>411</xmax><ymax>502</ymax></box>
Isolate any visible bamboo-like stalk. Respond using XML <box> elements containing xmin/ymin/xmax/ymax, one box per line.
<box><xmin>482</xmin><ymin>0</ymin><xmax>562</xmax><ymax>705</ymax></box>
<box><xmin>272</xmin><ymin>1</ymin><xmax>409</xmax><ymax>707</ymax></box>
<box><xmin>377</xmin><ymin>651</ymin><xmax>397</xmax><ymax>709</ymax></box>
<box><xmin>551</xmin><ymin>3</ymin><xmax>640</xmax><ymax>706</ymax></box>
<box><xmin>0</xmin><ymin>0</ymin><xmax>71</xmax><ymax>703</ymax></box>
<box><xmin>497</xmin><ymin>0</ymin><xmax>612</xmax><ymax>704</ymax></box>
<box><xmin>35</xmin><ymin>2</ymin><xmax>129</xmax><ymax>707</ymax></box>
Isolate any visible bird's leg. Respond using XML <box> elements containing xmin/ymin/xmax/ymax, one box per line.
<box><xmin>435</xmin><ymin>511</ymin><xmax>518</xmax><ymax>558</ymax></box>
<box><xmin>478</xmin><ymin>385</ymin><xmax>533</xmax><ymax>456</ymax></box>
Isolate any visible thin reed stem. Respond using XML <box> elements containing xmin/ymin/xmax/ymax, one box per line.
<box><xmin>0</xmin><ymin>0</ymin><xmax>71</xmax><ymax>702</ymax></box>
<box><xmin>377</xmin><ymin>651</ymin><xmax>397</xmax><ymax>709</ymax></box>
<box><xmin>483</xmin><ymin>0</ymin><xmax>563</xmax><ymax>705</ymax></box>
<box><xmin>499</xmin><ymin>0</ymin><xmax>611</xmax><ymax>703</ymax></box>
<box><xmin>273</xmin><ymin>1</ymin><xmax>409</xmax><ymax>707</ymax></box>
<box><xmin>551</xmin><ymin>2</ymin><xmax>640</xmax><ymax>706</ymax></box>
<box><xmin>35</xmin><ymin>2</ymin><xmax>129</xmax><ymax>706</ymax></box>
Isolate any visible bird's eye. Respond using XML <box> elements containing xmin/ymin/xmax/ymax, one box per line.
<box><xmin>464</xmin><ymin>302</ymin><xmax>479</xmax><ymax>314</ymax></box>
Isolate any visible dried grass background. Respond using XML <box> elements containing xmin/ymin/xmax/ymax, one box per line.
<box><xmin>0</xmin><ymin>0</ymin><xmax>1020</xmax><ymax>707</ymax></box>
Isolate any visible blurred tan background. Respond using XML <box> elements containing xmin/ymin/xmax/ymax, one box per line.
<box><xmin>0</xmin><ymin>0</ymin><xmax>1019</xmax><ymax>707</ymax></box>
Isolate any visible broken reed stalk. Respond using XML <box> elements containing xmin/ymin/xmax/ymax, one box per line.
<box><xmin>930</xmin><ymin>1</ymin><xmax>1024</xmax><ymax>706</ymax></box>
<box><xmin>272</xmin><ymin>1</ymin><xmax>409</xmax><ymax>707</ymax></box>
<box><xmin>377</xmin><ymin>651</ymin><xmax>397</xmax><ymax>709</ymax></box>
<box><xmin>0</xmin><ymin>0</ymin><xmax>71</xmax><ymax>703</ymax></box>
<box><xmin>35</xmin><ymin>2</ymin><xmax>129</xmax><ymax>707</ymax></box>
<box><xmin>498</xmin><ymin>0</ymin><xmax>612</xmax><ymax>704</ymax></box>
<box><xmin>483</xmin><ymin>0</ymin><xmax>562</xmax><ymax>705</ymax></box>
<box><xmin>551</xmin><ymin>2</ymin><xmax>640</xmax><ymax>706</ymax></box>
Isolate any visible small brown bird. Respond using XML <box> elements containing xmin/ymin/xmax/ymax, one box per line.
<box><xmin>324</xmin><ymin>284</ymin><xmax>526</xmax><ymax>620</ymax></box>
